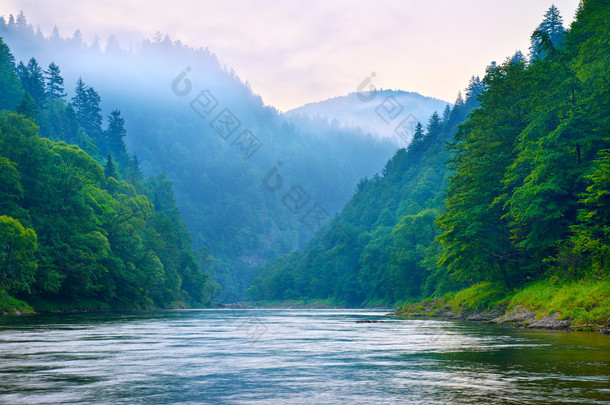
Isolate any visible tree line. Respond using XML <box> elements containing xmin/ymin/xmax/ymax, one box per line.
<box><xmin>0</xmin><ymin>36</ymin><xmax>218</xmax><ymax>309</ymax></box>
<box><xmin>249</xmin><ymin>1</ymin><xmax>610</xmax><ymax>305</ymax></box>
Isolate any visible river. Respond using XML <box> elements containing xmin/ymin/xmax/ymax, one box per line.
<box><xmin>0</xmin><ymin>309</ymin><xmax>608</xmax><ymax>404</ymax></box>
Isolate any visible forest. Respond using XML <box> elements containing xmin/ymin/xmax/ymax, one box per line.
<box><xmin>1</xmin><ymin>1</ymin><xmax>609</xmax><ymax>315</ymax></box>
<box><xmin>250</xmin><ymin>1</ymin><xmax>610</xmax><ymax>312</ymax></box>
<box><xmin>0</xmin><ymin>16</ymin><xmax>406</xmax><ymax>301</ymax></box>
<box><xmin>0</xmin><ymin>36</ymin><xmax>217</xmax><ymax>310</ymax></box>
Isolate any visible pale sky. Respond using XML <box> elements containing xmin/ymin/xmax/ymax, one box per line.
<box><xmin>2</xmin><ymin>0</ymin><xmax>580</xmax><ymax>111</ymax></box>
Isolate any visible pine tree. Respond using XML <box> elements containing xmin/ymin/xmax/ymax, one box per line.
<box><xmin>426</xmin><ymin>111</ymin><xmax>442</xmax><ymax>137</ymax></box>
<box><xmin>50</xmin><ymin>26</ymin><xmax>61</xmax><ymax>43</ymax></box>
<box><xmin>16</xmin><ymin>58</ymin><xmax>46</xmax><ymax>108</ymax></box>
<box><xmin>15</xmin><ymin>11</ymin><xmax>27</xmax><ymax>29</ymax></box>
<box><xmin>104</xmin><ymin>154</ymin><xmax>118</xmax><ymax>179</ymax></box>
<box><xmin>0</xmin><ymin>37</ymin><xmax>21</xmax><ymax>111</ymax></box>
<box><xmin>530</xmin><ymin>5</ymin><xmax>565</xmax><ymax>59</ymax></box>
<box><xmin>105</xmin><ymin>109</ymin><xmax>127</xmax><ymax>158</ymax></box>
<box><xmin>84</xmin><ymin>87</ymin><xmax>102</xmax><ymax>136</ymax></box>
<box><xmin>412</xmin><ymin>122</ymin><xmax>424</xmax><ymax>143</ymax></box>
<box><xmin>72</xmin><ymin>77</ymin><xmax>87</xmax><ymax>114</ymax></box>
<box><xmin>72</xmin><ymin>78</ymin><xmax>102</xmax><ymax>141</ymax></box>
<box><xmin>465</xmin><ymin>75</ymin><xmax>484</xmax><ymax>103</ymax></box>
<box><xmin>45</xmin><ymin>62</ymin><xmax>66</xmax><ymax>102</ymax></box>
<box><xmin>441</xmin><ymin>104</ymin><xmax>451</xmax><ymax>127</ymax></box>
<box><xmin>510</xmin><ymin>50</ymin><xmax>526</xmax><ymax>65</ymax></box>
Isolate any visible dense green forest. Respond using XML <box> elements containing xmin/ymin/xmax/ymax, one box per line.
<box><xmin>0</xmin><ymin>17</ymin><xmax>399</xmax><ymax>300</ymax></box>
<box><xmin>250</xmin><ymin>0</ymin><xmax>610</xmax><ymax>307</ymax></box>
<box><xmin>0</xmin><ymin>37</ymin><xmax>217</xmax><ymax>311</ymax></box>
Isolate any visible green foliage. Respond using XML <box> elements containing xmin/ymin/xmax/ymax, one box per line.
<box><xmin>251</xmin><ymin>0</ymin><xmax>610</xmax><ymax>308</ymax></box>
<box><xmin>0</xmin><ymin>290</ymin><xmax>34</xmax><ymax>314</ymax></box>
<box><xmin>438</xmin><ymin>0</ymin><xmax>610</xmax><ymax>292</ymax></box>
<box><xmin>445</xmin><ymin>282</ymin><xmax>509</xmax><ymax>311</ymax></box>
<box><xmin>0</xmin><ymin>69</ymin><xmax>218</xmax><ymax>310</ymax></box>
<box><xmin>0</xmin><ymin>37</ymin><xmax>22</xmax><ymax>111</ymax></box>
<box><xmin>508</xmin><ymin>280</ymin><xmax>610</xmax><ymax>325</ymax></box>
<box><xmin>0</xmin><ymin>215</ymin><xmax>37</xmax><ymax>294</ymax></box>
<box><xmin>251</xmin><ymin>92</ymin><xmax>478</xmax><ymax>306</ymax></box>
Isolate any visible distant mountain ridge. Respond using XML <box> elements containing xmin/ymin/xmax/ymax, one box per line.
<box><xmin>286</xmin><ymin>90</ymin><xmax>451</xmax><ymax>146</ymax></box>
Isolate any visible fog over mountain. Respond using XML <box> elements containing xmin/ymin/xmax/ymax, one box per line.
<box><xmin>287</xmin><ymin>90</ymin><xmax>451</xmax><ymax>147</ymax></box>
<box><xmin>0</xmin><ymin>13</ymin><xmax>447</xmax><ymax>300</ymax></box>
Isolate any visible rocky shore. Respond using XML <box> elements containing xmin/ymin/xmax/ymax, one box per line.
<box><xmin>394</xmin><ymin>300</ymin><xmax>599</xmax><ymax>331</ymax></box>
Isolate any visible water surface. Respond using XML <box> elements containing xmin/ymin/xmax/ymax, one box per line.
<box><xmin>0</xmin><ymin>309</ymin><xmax>608</xmax><ymax>404</ymax></box>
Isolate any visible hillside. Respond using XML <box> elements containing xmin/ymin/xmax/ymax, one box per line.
<box><xmin>0</xmin><ymin>17</ymin><xmax>403</xmax><ymax>300</ymax></box>
<box><xmin>249</xmin><ymin>0</ymin><xmax>610</xmax><ymax>326</ymax></box>
<box><xmin>286</xmin><ymin>90</ymin><xmax>451</xmax><ymax>146</ymax></box>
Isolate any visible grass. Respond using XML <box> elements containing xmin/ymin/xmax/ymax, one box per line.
<box><xmin>509</xmin><ymin>280</ymin><xmax>610</xmax><ymax>325</ymax></box>
<box><xmin>445</xmin><ymin>282</ymin><xmax>510</xmax><ymax>312</ymax></box>
<box><xmin>395</xmin><ymin>279</ymin><xmax>609</xmax><ymax>329</ymax></box>
<box><xmin>0</xmin><ymin>291</ymin><xmax>35</xmax><ymax>315</ymax></box>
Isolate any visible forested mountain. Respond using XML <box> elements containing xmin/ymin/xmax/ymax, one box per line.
<box><xmin>0</xmin><ymin>37</ymin><xmax>217</xmax><ymax>310</ymax></box>
<box><xmin>286</xmin><ymin>90</ymin><xmax>451</xmax><ymax>146</ymax></box>
<box><xmin>250</xmin><ymin>0</ymin><xmax>610</xmax><ymax>306</ymax></box>
<box><xmin>249</xmin><ymin>79</ymin><xmax>483</xmax><ymax>305</ymax></box>
<box><xmin>0</xmin><ymin>15</ymin><xmax>400</xmax><ymax>300</ymax></box>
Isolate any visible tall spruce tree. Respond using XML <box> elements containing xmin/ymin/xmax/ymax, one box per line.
<box><xmin>105</xmin><ymin>109</ymin><xmax>127</xmax><ymax>159</ymax></box>
<box><xmin>530</xmin><ymin>5</ymin><xmax>565</xmax><ymax>59</ymax></box>
<box><xmin>44</xmin><ymin>62</ymin><xmax>66</xmax><ymax>102</ymax></box>
<box><xmin>16</xmin><ymin>58</ymin><xmax>46</xmax><ymax>108</ymax></box>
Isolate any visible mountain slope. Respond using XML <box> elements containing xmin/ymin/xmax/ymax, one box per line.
<box><xmin>0</xmin><ymin>19</ymin><xmax>401</xmax><ymax>300</ymax></box>
<box><xmin>286</xmin><ymin>90</ymin><xmax>451</xmax><ymax>146</ymax></box>
<box><xmin>249</xmin><ymin>87</ymin><xmax>479</xmax><ymax>306</ymax></box>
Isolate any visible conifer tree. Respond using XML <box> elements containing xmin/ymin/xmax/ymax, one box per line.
<box><xmin>104</xmin><ymin>154</ymin><xmax>118</xmax><ymax>179</ymax></box>
<box><xmin>16</xmin><ymin>58</ymin><xmax>46</xmax><ymax>108</ymax></box>
<box><xmin>530</xmin><ymin>5</ymin><xmax>565</xmax><ymax>59</ymax></box>
<box><xmin>45</xmin><ymin>62</ymin><xmax>66</xmax><ymax>102</ymax></box>
<box><xmin>105</xmin><ymin>109</ymin><xmax>127</xmax><ymax>158</ymax></box>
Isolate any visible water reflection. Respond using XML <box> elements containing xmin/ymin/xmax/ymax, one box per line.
<box><xmin>0</xmin><ymin>309</ymin><xmax>608</xmax><ymax>404</ymax></box>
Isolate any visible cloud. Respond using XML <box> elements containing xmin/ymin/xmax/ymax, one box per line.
<box><xmin>2</xmin><ymin>0</ymin><xmax>581</xmax><ymax>110</ymax></box>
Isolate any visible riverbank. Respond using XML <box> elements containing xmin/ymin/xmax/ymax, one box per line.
<box><xmin>395</xmin><ymin>280</ymin><xmax>610</xmax><ymax>332</ymax></box>
<box><xmin>0</xmin><ymin>292</ymin><xmax>35</xmax><ymax>315</ymax></box>
<box><xmin>0</xmin><ymin>293</ymin><xmax>212</xmax><ymax>316</ymax></box>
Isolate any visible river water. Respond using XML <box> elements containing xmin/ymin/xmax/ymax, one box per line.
<box><xmin>0</xmin><ymin>309</ymin><xmax>608</xmax><ymax>404</ymax></box>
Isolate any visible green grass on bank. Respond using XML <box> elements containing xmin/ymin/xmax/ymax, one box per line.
<box><xmin>444</xmin><ymin>282</ymin><xmax>510</xmax><ymax>312</ymax></box>
<box><xmin>509</xmin><ymin>280</ymin><xmax>610</xmax><ymax>325</ymax></box>
<box><xmin>0</xmin><ymin>292</ymin><xmax>35</xmax><ymax>315</ymax></box>
<box><xmin>397</xmin><ymin>279</ymin><xmax>610</xmax><ymax>327</ymax></box>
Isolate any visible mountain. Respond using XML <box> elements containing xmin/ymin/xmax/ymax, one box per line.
<box><xmin>286</xmin><ymin>90</ymin><xmax>451</xmax><ymax>146</ymax></box>
<box><xmin>249</xmin><ymin>0</ymin><xmax>610</xmax><ymax>313</ymax></box>
<box><xmin>248</xmin><ymin>84</ymin><xmax>479</xmax><ymax>306</ymax></box>
<box><xmin>0</xmin><ymin>17</ymin><xmax>403</xmax><ymax>300</ymax></box>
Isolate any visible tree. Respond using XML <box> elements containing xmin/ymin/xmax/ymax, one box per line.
<box><xmin>0</xmin><ymin>37</ymin><xmax>22</xmax><ymax>111</ymax></box>
<box><xmin>0</xmin><ymin>216</ymin><xmax>37</xmax><ymax>294</ymax></box>
<box><xmin>426</xmin><ymin>111</ymin><xmax>442</xmax><ymax>138</ymax></box>
<box><xmin>437</xmin><ymin>59</ymin><xmax>532</xmax><ymax>288</ymax></box>
<box><xmin>16</xmin><ymin>58</ymin><xmax>46</xmax><ymax>108</ymax></box>
<box><xmin>441</xmin><ymin>104</ymin><xmax>451</xmax><ymax>127</ymax></box>
<box><xmin>104</xmin><ymin>154</ymin><xmax>118</xmax><ymax>179</ymax></box>
<box><xmin>530</xmin><ymin>5</ymin><xmax>565</xmax><ymax>59</ymax></box>
<box><xmin>16</xmin><ymin>92</ymin><xmax>38</xmax><ymax>120</ymax></box>
<box><xmin>45</xmin><ymin>62</ymin><xmax>66</xmax><ymax>101</ymax></box>
<box><xmin>72</xmin><ymin>78</ymin><xmax>102</xmax><ymax>141</ymax></box>
<box><xmin>105</xmin><ymin>109</ymin><xmax>127</xmax><ymax>159</ymax></box>
<box><xmin>571</xmin><ymin>150</ymin><xmax>610</xmax><ymax>278</ymax></box>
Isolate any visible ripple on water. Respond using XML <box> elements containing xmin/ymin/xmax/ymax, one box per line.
<box><xmin>0</xmin><ymin>309</ymin><xmax>608</xmax><ymax>404</ymax></box>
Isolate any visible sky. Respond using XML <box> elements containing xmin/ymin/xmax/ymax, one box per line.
<box><xmin>1</xmin><ymin>0</ymin><xmax>581</xmax><ymax>111</ymax></box>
